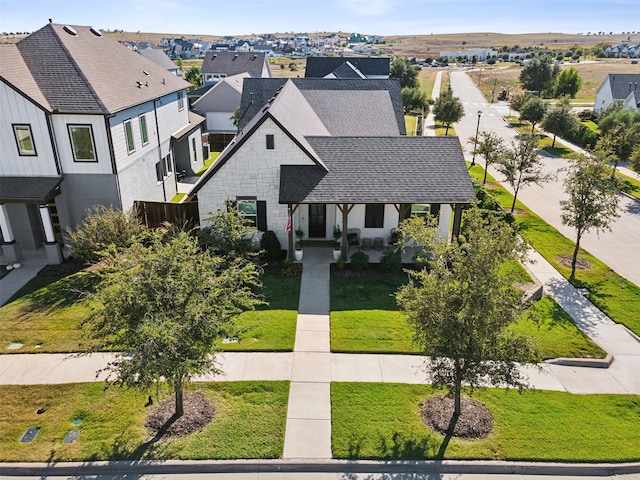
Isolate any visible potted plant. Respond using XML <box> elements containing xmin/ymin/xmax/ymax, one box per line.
<box><xmin>294</xmin><ymin>227</ymin><xmax>304</xmax><ymax>261</ymax></box>
<box><xmin>332</xmin><ymin>225</ymin><xmax>342</xmax><ymax>261</ymax></box>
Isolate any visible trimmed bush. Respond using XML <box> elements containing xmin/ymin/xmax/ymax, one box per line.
<box><xmin>379</xmin><ymin>249</ymin><xmax>402</xmax><ymax>273</ymax></box>
<box><xmin>350</xmin><ymin>251</ymin><xmax>370</xmax><ymax>271</ymax></box>
<box><xmin>260</xmin><ymin>230</ymin><xmax>282</xmax><ymax>261</ymax></box>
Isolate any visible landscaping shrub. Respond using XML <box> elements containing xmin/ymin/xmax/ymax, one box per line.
<box><xmin>336</xmin><ymin>256</ymin><xmax>346</xmax><ymax>270</ymax></box>
<box><xmin>379</xmin><ymin>249</ymin><xmax>402</xmax><ymax>273</ymax></box>
<box><xmin>565</xmin><ymin>124</ymin><xmax>599</xmax><ymax>149</ymax></box>
<box><xmin>260</xmin><ymin>230</ymin><xmax>282</xmax><ymax>261</ymax></box>
<box><xmin>350</xmin><ymin>251</ymin><xmax>369</xmax><ymax>271</ymax></box>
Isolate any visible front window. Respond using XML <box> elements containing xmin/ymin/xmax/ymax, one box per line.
<box><xmin>177</xmin><ymin>91</ymin><xmax>185</xmax><ymax>111</ymax></box>
<box><xmin>365</xmin><ymin>204</ymin><xmax>385</xmax><ymax>228</ymax></box>
<box><xmin>139</xmin><ymin>114</ymin><xmax>149</xmax><ymax>145</ymax></box>
<box><xmin>266</xmin><ymin>134</ymin><xmax>274</xmax><ymax>150</ymax></box>
<box><xmin>68</xmin><ymin>124</ymin><xmax>97</xmax><ymax>162</ymax></box>
<box><xmin>237</xmin><ymin>198</ymin><xmax>257</xmax><ymax>227</ymax></box>
<box><xmin>13</xmin><ymin>124</ymin><xmax>37</xmax><ymax>156</ymax></box>
<box><xmin>124</xmin><ymin>119</ymin><xmax>135</xmax><ymax>154</ymax></box>
<box><xmin>163</xmin><ymin>153</ymin><xmax>173</xmax><ymax>176</ymax></box>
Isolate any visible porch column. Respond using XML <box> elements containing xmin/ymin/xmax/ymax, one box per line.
<box><xmin>39</xmin><ymin>204</ymin><xmax>63</xmax><ymax>265</ymax></box>
<box><xmin>436</xmin><ymin>203</ymin><xmax>452</xmax><ymax>242</ymax></box>
<box><xmin>0</xmin><ymin>203</ymin><xmax>22</xmax><ymax>263</ymax></box>
<box><xmin>336</xmin><ymin>204</ymin><xmax>354</xmax><ymax>260</ymax></box>
<box><xmin>451</xmin><ymin>203</ymin><xmax>463</xmax><ymax>241</ymax></box>
<box><xmin>287</xmin><ymin>204</ymin><xmax>294</xmax><ymax>260</ymax></box>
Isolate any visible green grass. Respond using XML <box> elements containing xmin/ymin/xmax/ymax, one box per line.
<box><xmin>0</xmin><ymin>270</ymin><xmax>299</xmax><ymax>353</ymax></box>
<box><xmin>434</xmin><ymin>124</ymin><xmax>457</xmax><ymax>136</ymax></box>
<box><xmin>332</xmin><ymin>383</ymin><xmax>640</xmax><ymax>461</ymax></box>
<box><xmin>330</xmin><ymin>272</ymin><xmax>604</xmax><ymax>359</ymax></box>
<box><xmin>469</xmin><ymin>164</ymin><xmax>640</xmax><ymax>336</ymax></box>
<box><xmin>0</xmin><ymin>381</ymin><xmax>288</xmax><ymax>462</ymax></box>
<box><xmin>405</xmin><ymin>115</ymin><xmax>418</xmax><ymax>136</ymax></box>
<box><xmin>616</xmin><ymin>171</ymin><xmax>640</xmax><ymax>201</ymax></box>
<box><xmin>170</xmin><ymin>192</ymin><xmax>186</xmax><ymax>203</ymax></box>
<box><xmin>195</xmin><ymin>151</ymin><xmax>220</xmax><ymax>176</ymax></box>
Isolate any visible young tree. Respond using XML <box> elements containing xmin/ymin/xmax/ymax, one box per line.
<box><xmin>595</xmin><ymin>123</ymin><xmax>640</xmax><ymax>177</ymax></box>
<box><xmin>433</xmin><ymin>92</ymin><xmax>464</xmax><ymax>135</ymax></box>
<box><xmin>401</xmin><ymin>86</ymin><xmax>429</xmax><ymax>114</ymax></box>
<box><xmin>65</xmin><ymin>206</ymin><xmax>147</xmax><ymax>264</ymax></box>
<box><xmin>396</xmin><ymin>208</ymin><xmax>538</xmax><ymax>420</ymax></box>
<box><xmin>560</xmin><ymin>154</ymin><xmax>620</xmax><ymax>279</ymax></box>
<box><xmin>554</xmin><ymin>67</ymin><xmax>582</xmax><ymax>98</ymax></box>
<box><xmin>518</xmin><ymin>96</ymin><xmax>547</xmax><ymax>133</ymax></box>
<box><xmin>184</xmin><ymin>65</ymin><xmax>203</xmax><ymax>90</ymax></box>
<box><xmin>496</xmin><ymin>135</ymin><xmax>554</xmax><ymax>212</ymax></box>
<box><xmin>85</xmin><ymin>230</ymin><xmax>262</xmax><ymax>417</ymax></box>
<box><xmin>390</xmin><ymin>55</ymin><xmax>420</xmax><ymax>88</ymax></box>
<box><xmin>519</xmin><ymin>56</ymin><xmax>560</xmax><ymax>96</ymax></box>
<box><xmin>471</xmin><ymin>131</ymin><xmax>506</xmax><ymax>185</ymax></box>
<box><xmin>540</xmin><ymin>96</ymin><xmax>579</xmax><ymax>147</ymax></box>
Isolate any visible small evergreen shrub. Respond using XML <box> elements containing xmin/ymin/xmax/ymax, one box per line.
<box><xmin>260</xmin><ymin>230</ymin><xmax>282</xmax><ymax>261</ymax></box>
<box><xmin>379</xmin><ymin>249</ymin><xmax>402</xmax><ymax>273</ymax></box>
<box><xmin>336</xmin><ymin>256</ymin><xmax>346</xmax><ymax>270</ymax></box>
<box><xmin>350</xmin><ymin>251</ymin><xmax>369</xmax><ymax>271</ymax></box>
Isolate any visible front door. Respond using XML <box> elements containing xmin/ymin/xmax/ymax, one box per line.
<box><xmin>308</xmin><ymin>204</ymin><xmax>326</xmax><ymax>238</ymax></box>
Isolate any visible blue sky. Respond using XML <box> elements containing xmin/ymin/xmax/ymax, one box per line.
<box><xmin>1</xmin><ymin>0</ymin><xmax>638</xmax><ymax>36</ymax></box>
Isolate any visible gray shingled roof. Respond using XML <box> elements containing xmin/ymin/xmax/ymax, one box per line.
<box><xmin>201</xmin><ymin>51</ymin><xmax>270</xmax><ymax>78</ymax></box>
<box><xmin>138</xmin><ymin>46</ymin><xmax>179</xmax><ymax>71</ymax></box>
<box><xmin>0</xmin><ymin>176</ymin><xmax>63</xmax><ymax>202</ymax></box>
<box><xmin>327</xmin><ymin>62</ymin><xmax>367</xmax><ymax>79</ymax></box>
<box><xmin>279</xmin><ymin>136</ymin><xmax>474</xmax><ymax>204</ymax></box>
<box><xmin>305</xmin><ymin>57</ymin><xmax>390</xmax><ymax>78</ymax></box>
<box><xmin>12</xmin><ymin>23</ymin><xmax>189</xmax><ymax>114</ymax></box>
<box><xmin>0</xmin><ymin>44</ymin><xmax>52</xmax><ymax>111</ymax></box>
<box><xmin>607</xmin><ymin>73</ymin><xmax>640</xmax><ymax>101</ymax></box>
<box><xmin>238</xmin><ymin>78</ymin><xmax>405</xmax><ymax>134</ymax></box>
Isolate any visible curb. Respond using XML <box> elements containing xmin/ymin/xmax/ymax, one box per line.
<box><xmin>546</xmin><ymin>354</ymin><xmax>614</xmax><ymax>368</ymax></box>
<box><xmin>2</xmin><ymin>459</ymin><xmax>640</xmax><ymax>477</ymax></box>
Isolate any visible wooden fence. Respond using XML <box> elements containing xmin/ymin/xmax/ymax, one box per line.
<box><xmin>134</xmin><ymin>199</ymin><xmax>200</xmax><ymax>230</ymax></box>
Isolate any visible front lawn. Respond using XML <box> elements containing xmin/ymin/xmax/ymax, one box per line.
<box><xmin>332</xmin><ymin>383</ymin><xmax>640</xmax><ymax>461</ymax></box>
<box><xmin>468</xmin><ymin>164</ymin><xmax>640</xmax><ymax>336</ymax></box>
<box><xmin>330</xmin><ymin>272</ymin><xmax>605</xmax><ymax>359</ymax></box>
<box><xmin>0</xmin><ymin>381</ymin><xmax>288</xmax><ymax>462</ymax></box>
<box><xmin>0</xmin><ymin>269</ymin><xmax>299</xmax><ymax>353</ymax></box>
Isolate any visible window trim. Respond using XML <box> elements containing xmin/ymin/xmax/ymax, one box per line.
<box><xmin>364</xmin><ymin>204</ymin><xmax>385</xmax><ymax>229</ymax></box>
<box><xmin>266</xmin><ymin>134</ymin><xmax>274</xmax><ymax>150</ymax></box>
<box><xmin>237</xmin><ymin>197</ymin><xmax>258</xmax><ymax>228</ymax></box>
<box><xmin>139</xmin><ymin>114</ymin><xmax>149</xmax><ymax>145</ymax></box>
<box><xmin>177</xmin><ymin>91</ymin><xmax>185</xmax><ymax>111</ymax></box>
<box><xmin>12</xmin><ymin>124</ymin><xmax>37</xmax><ymax>156</ymax></box>
<box><xmin>67</xmin><ymin>124</ymin><xmax>98</xmax><ymax>163</ymax></box>
<box><xmin>124</xmin><ymin>119</ymin><xmax>135</xmax><ymax>154</ymax></box>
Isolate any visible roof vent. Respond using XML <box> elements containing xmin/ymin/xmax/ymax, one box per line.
<box><xmin>63</xmin><ymin>25</ymin><xmax>77</xmax><ymax>36</ymax></box>
<box><xmin>136</xmin><ymin>81</ymin><xmax>143</xmax><ymax>88</ymax></box>
<box><xmin>90</xmin><ymin>27</ymin><xmax>102</xmax><ymax>37</ymax></box>
<box><xmin>143</xmin><ymin>70</ymin><xmax>149</xmax><ymax>75</ymax></box>
<box><xmin>233</xmin><ymin>54</ymin><xmax>238</xmax><ymax>59</ymax></box>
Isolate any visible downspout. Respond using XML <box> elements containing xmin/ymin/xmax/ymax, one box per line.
<box><xmin>104</xmin><ymin>115</ymin><xmax>122</xmax><ymax>209</ymax></box>
<box><xmin>153</xmin><ymin>99</ymin><xmax>167</xmax><ymax>202</ymax></box>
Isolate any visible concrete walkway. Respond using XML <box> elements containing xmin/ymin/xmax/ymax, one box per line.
<box><xmin>423</xmin><ymin>70</ymin><xmax>442</xmax><ymax>136</ymax></box>
<box><xmin>0</xmin><ymin>249</ymin><xmax>48</xmax><ymax>306</ymax></box>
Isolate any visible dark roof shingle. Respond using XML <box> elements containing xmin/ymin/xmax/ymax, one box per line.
<box><xmin>305</xmin><ymin>57</ymin><xmax>390</xmax><ymax>78</ymax></box>
<box><xmin>201</xmin><ymin>51</ymin><xmax>270</xmax><ymax>78</ymax></box>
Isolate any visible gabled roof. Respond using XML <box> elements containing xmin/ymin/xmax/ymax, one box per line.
<box><xmin>305</xmin><ymin>57</ymin><xmax>390</xmax><ymax>78</ymax></box>
<box><xmin>237</xmin><ymin>78</ymin><xmax>405</xmax><ymax>135</ymax></box>
<box><xmin>326</xmin><ymin>61</ymin><xmax>367</xmax><ymax>79</ymax></box>
<box><xmin>279</xmin><ymin>136</ymin><xmax>474</xmax><ymax>204</ymax></box>
<box><xmin>192</xmin><ymin>72</ymin><xmax>250</xmax><ymax>109</ymax></box>
<box><xmin>605</xmin><ymin>73</ymin><xmax>640</xmax><ymax>101</ymax></box>
<box><xmin>138</xmin><ymin>46</ymin><xmax>179</xmax><ymax>71</ymax></box>
<box><xmin>6</xmin><ymin>23</ymin><xmax>189</xmax><ymax>114</ymax></box>
<box><xmin>0</xmin><ymin>44</ymin><xmax>51</xmax><ymax>111</ymax></box>
<box><xmin>201</xmin><ymin>51</ymin><xmax>270</xmax><ymax>78</ymax></box>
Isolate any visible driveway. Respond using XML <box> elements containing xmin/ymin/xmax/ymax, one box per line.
<box><xmin>449</xmin><ymin>70</ymin><xmax>640</xmax><ymax>287</ymax></box>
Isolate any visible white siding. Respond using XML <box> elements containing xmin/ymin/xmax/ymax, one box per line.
<box><xmin>0</xmin><ymin>82</ymin><xmax>57</xmax><ymax>176</ymax></box>
<box><xmin>110</xmin><ymin>101</ymin><xmax>158</xmax><ymax>173</ymax></box>
<box><xmin>51</xmin><ymin>114</ymin><xmax>112</xmax><ymax>174</ymax></box>
<box><xmin>206</xmin><ymin>112</ymin><xmax>237</xmax><ymax>133</ymax></box>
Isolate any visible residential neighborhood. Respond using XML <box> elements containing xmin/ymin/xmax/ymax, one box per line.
<box><xmin>1</xmin><ymin>8</ymin><xmax>640</xmax><ymax>479</ymax></box>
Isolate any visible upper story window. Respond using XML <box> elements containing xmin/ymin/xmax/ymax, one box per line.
<box><xmin>13</xmin><ymin>124</ymin><xmax>37</xmax><ymax>156</ymax></box>
<box><xmin>237</xmin><ymin>198</ymin><xmax>258</xmax><ymax>227</ymax></box>
<box><xmin>139</xmin><ymin>114</ymin><xmax>149</xmax><ymax>145</ymax></box>
<box><xmin>364</xmin><ymin>204</ymin><xmax>385</xmax><ymax>229</ymax></box>
<box><xmin>177</xmin><ymin>91</ymin><xmax>185</xmax><ymax>111</ymax></box>
<box><xmin>266</xmin><ymin>134</ymin><xmax>274</xmax><ymax>150</ymax></box>
<box><xmin>68</xmin><ymin>124</ymin><xmax>97</xmax><ymax>162</ymax></box>
<box><xmin>124</xmin><ymin>119</ymin><xmax>135</xmax><ymax>154</ymax></box>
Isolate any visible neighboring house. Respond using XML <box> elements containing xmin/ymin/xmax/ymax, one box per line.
<box><xmin>0</xmin><ymin>22</ymin><xmax>205</xmax><ymax>265</ymax></box>
<box><xmin>192</xmin><ymin>73</ymin><xmax>250</xmax><ymax>152</ymax></box>
<box><xmin>594</xmin><ymin>73</ymin><xmax>640</xmax><ymax>112</ymax></box>
<box><xmin>138</xmin><ymin>46</ymin><xmax>182</xmax><ymax>76</ymax></box>
<box><xmin>189</xmin><ymin>78</ymin><xmax>474</xmax><ymax>256</ymax></box>
<box><xmin>440</xmin><ymin>48</ymin><xmax>499</xmax><ymax>61</ymax></box>
<box><xmin>304</xmin><ymin>57</ymin><xmax>390</xmax><ymax>79</ymax></box>
<box><xmin>201</xmin><ymin>52</ymin><xmax>271</xmax><ymax>86</ymax></box>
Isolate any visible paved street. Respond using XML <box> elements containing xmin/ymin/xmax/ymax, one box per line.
<box><xmin>448</xmin><ymin>70</ymin><xmax>640</xmax><ymax>287</ymax></box>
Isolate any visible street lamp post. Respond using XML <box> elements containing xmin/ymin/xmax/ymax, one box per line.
<box><xmin>471</xmin><ymin>110</ymin><xmax>482</xmax><ymax>166</ymax></box>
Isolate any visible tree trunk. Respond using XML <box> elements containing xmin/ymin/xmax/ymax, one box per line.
<box><xmin>531</xmin><ymin>122</ymin><xmax>536</xmax><ymax>134</ymax></box>
<box><xmin>174</xmin><ymin>378</ymin><xmax>184</xmax><ymax>417</ymax></box>
<box><xmin>453</xmin><ymin>382</ymin><xmax>462</xmax><ymax>419</ymax></box>
<box><xmin>482</xmin><ymin>164</ymin><xmax>489</xmax><ymax>185</ymax></box>
<box><xmin>570</xmin><ymin>234</ymin><xmax>581</xmax><ymax>281</ymax></box>
<box><xmin>445</xmin><ymin>124</ymin><xmax>450</xmax><ymax>135</ymax></box>
<box><xmin>552</xmin><ymin>134</ymin><xmax>557</xmax><ymax>148</ymax></box>
<box><xmin>510</xmin><ymin>187</ymin><xmax>518</xmax><ymax>212</ymax></box>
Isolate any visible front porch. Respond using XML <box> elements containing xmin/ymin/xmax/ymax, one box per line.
<box><xmin>290</xmin><ymin>243</ymin><xmax>422</xmax><ymax>266</ymax></box>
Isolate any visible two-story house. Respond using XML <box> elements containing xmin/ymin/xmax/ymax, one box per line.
<box><xmin>0</xmin><ymin>22</ymin><xmax>204</xmax><ymax>265</ymax></box>
<box><xmin>201</xmin><ymin>52</ymin><xmax>271</xmax><ymax>86</ymax></box>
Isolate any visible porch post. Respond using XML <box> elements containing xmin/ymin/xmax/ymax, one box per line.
<box><xmin>39</xmin><ymin>204</ymin><xmax>63</xmax><ymax>265</ymax></box>
<box><xmin>451</xmin><ymin>203</ymin><xmax>463</xmax><ymax>241</ymax></box>
<box><xmin>287</xmin><ymin>204</ymin><xmax>294</xmax><ymax>260</ymax></box>
<box><xmin>341</xmin><ymin>204</ymin><xmax>348</xmax><ymax>259</ymax></box>
<box><xmin>0</xmin><ymin>203</ymin><xmax>22</xmax><ymax>263</ymax></box>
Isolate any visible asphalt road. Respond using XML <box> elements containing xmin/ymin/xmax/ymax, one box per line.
<box><xmin>449</xmin><ymin>70</ymin><xmax>640</xmax><ymax>287</ymax></box>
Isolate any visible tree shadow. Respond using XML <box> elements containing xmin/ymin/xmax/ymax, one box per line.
<box><xmin>377</xmin><ymin>432</ymin><xmax>439</xmax><ymax>459</ymax></box>
<box><xmin>435</xmin><ymin>412</ymin><xmax>459</xmax><ymax>460</ymax></box>
<box><xmin>26</xmin><ymin>270</ymin><xmax>101</xmax><ymax>311</ymax></box>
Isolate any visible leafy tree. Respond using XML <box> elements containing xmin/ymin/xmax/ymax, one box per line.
<box><xmin>85</xmin><ymin>230</ymin><xmax>262</xmax><ymax>417</ymax></box>
<box><xmin>518</xmin><ymin>96</ymin><xmax>547</xmax><ymax>133</ymax></box>
<box><xmin>631</xmin><ymin>145</ymin><xmax>640</xmax><ymax>173</ymax></box>
<box><xmin>554</xmin><ymin>67</ymin><xmax>582</xmax><ymax>98</ymax></box>
<box><xmin>540</xmin><ymin>96</ymin><xmax>579</xmax><ymax>147</ymax></box>
<box><xmin>390</xmin><ymin>55</ymin><xmax>420</xmax><ymax>88</ymax></box>
<box><xmin>560</xmin><ymin>154</ymin><xmax>620</xmax><ymax>279</ymax></box>
<box><xmin>518</xmin><ymin>56</ymin><xmax>560</xmax><ymax>96</ymax></box>
<box><xmin>175</xmin><ymin>56</ymin><xmax>184</xmax><ymax>72</ymax></box>
<box><xmin>401</xmin><ymin>86</ymin><xmax>429</xmax><ymax>114</ymax></box>
<box><xmin>594</xmin><ymin>119</ymin><xmax>640</xmax><ymax>176</ymax></box>
<box><xmin>65</xmin><ymin>206</ymin><xmax>147</xmax><ymax>264</ymax></box>
<box><xmin>396</xmin><ymin>208</ymin><xmax>538</xmax><ymax>420</ymax></box>
<box><xmin>472</xmin><ymin>131</ymin><xmax>506</xmax><ymax>185</ymax></box>
<box><xmin>496</xmin><ymin>135</ymin><xmax>554</xmax><ymax>212</ymax></box>
<box><xmin>433</xmin><ymin>92</ymin><xmax>464</xmax><ymax>135</ymax></box>
<box><xmin>184</xmin><ymin>65</ymin><xmax>203</xmax><ymax>90</ymax></box>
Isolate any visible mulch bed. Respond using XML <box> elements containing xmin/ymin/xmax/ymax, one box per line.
<box><xmin>37</xmin><ymin>261</ymin><xmax>85</xmax><ymax>277</ymax></box>
<box><xmin>146</xmin><ymin>391</ymin><xmax>215</xmax><ymax>438</ymax></box>
<box><xmin>557</xmin><ymin>254</ymin><xmax>592</xmax><ymax>271</ymax></box>
<box><xmin>422</xmin><ymin>394</ymin><xmax>493</xmax><ymax>439</ymax></box>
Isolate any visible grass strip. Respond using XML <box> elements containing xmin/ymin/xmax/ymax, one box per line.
<box><xmin>332</xmin><ymin>382</ymin><xmax>640</xmax><ymax>461</ymax></box>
